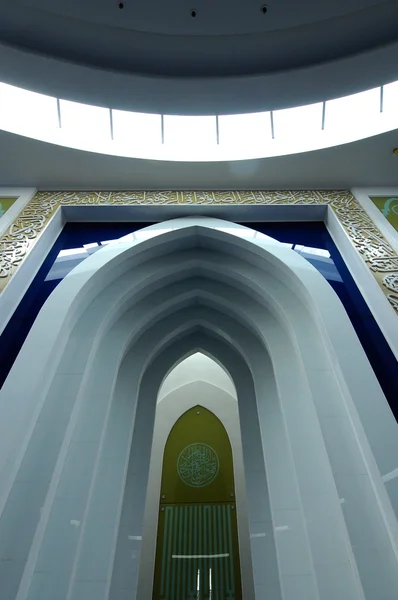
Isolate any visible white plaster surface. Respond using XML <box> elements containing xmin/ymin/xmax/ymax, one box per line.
<box><xmin>0</xmin><ymin>217</ymin><xmax>396</xmax><ymax>600</ymax></box>
<box><xmin>157</xmin><ymin>352</ymin><xmax>236</xmax><ymax>401</ymax></box>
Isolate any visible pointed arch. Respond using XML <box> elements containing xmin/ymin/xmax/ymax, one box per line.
<box><xmin>0</xmin><ymin>218</ymin><xmax>396</xmax><ymax>600</ymax></box>
<box><xmin>158</xmin><ymin>352</ymin><xmax>236</xmax><ymax>402</ymax></box>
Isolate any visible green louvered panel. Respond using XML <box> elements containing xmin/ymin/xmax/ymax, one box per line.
<box><xmin>154</xmin><ymin>503</ymin><xmax>241</xmax><ymax>600</ymax></box>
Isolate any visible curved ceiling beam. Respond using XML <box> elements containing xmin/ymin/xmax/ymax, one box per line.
<box><xmin>0</xmin><ymin>16</ymin><xmax>397</xmax><ymax>114</ymax></box>
<box><xmin>1</xmin><ymin>2</ymin><xmax>397</xmax><ymax>78</ymax></box>
<box><xmin>0</xmin><ymin>127</ymin><xmax>395</xmax><ymax>188</ymax></box>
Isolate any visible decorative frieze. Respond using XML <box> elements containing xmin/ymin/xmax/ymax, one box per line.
<box><xmin>0</xmin><ymin>190</ymin><xmax>397</xmax><ymax>313</ymax></box>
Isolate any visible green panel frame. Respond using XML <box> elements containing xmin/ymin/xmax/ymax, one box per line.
<box><xmin>153</xmin><ymin>406</ymin><xmax>242</xmax><ymax>600</ymax></box>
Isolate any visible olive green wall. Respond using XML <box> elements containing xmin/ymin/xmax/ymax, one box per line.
<box><xmin>0</xmin><ymin>197</ymin><xmax>17</xmax><ymax>218</ymax></box>
<box><xmin>370</xmin><ymin>196</ymin><xmax>398</xmax><ymax>232</ymax></box>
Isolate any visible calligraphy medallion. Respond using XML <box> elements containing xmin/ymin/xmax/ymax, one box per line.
<box><xmin>177</xmin><ymin>443</ymin><xmax>220</xmax><ymax>487</ymax></box>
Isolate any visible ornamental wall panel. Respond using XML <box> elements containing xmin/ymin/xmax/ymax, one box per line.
<box><xmin>0</xmin><ymin>190</ymin><xmax>397</xmax><ymax>313</ymax></box>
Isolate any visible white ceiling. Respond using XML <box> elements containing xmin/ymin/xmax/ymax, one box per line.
<box><xmin>10</xmin><ymin>0</ymin><xmax>385</xmax><ymax>36</ymax></box>
<box><xmin>0</xmin><ymin>1</ymin><xmax>397</xmax><ymax>114</ymax></box>
<box><xmin>0</xmin><ymin>128</ymin><xmax>396</xmax><ymax>188</ymax></box>
<box><xmin>0</xmin><ymin>0</ymin><xmax>397</xmax><ymax>186</ymax></box>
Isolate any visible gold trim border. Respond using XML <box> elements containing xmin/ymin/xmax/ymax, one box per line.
<box><xmin>0</xmin><ymin>190</ymin><xmax>397</xmax><ymax>313</ymax></box>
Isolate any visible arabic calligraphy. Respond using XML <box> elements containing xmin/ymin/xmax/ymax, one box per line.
<box><xmin>177</xmin><ymin>443</ymin><xmax>220</xmax><ymax>487</ymax></box>
<box><xmin>1</xmin><ymin>190</ymin><xmax>397</xmax><ymax>314</ymax></box>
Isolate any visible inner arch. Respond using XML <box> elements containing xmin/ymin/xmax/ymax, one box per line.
<box><xmin>158</xmin><ymin>352</ymin><xmax>237</xmax><ymax>402</ymax></box>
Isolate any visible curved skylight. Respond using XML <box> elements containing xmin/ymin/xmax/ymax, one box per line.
<box><xmin>0</xmin><ymin>81</ymin><xmax>397</xmax><ymax>161</ymax></box>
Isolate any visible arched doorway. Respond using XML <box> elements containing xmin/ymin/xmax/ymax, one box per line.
<box><xmin>153</xmin><ymin>405</ymin><xmax>242</xmax><ymax>600</ymax></box>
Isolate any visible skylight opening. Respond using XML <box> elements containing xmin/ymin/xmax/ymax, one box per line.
<box><xmin>163</xmin><ymin>115</ymin><xmax>217</xmax><ymax>147</ymax></box>
<box><xmin>112</xmin><ymin>109</ymin><xmax>162</xmax><ymax>147</ymax></box>
<box><xmin>0</xmin><ymin>79</ymin><xmax>397</xmax><ymax>161</ymax></box>
<box><xmin>0</xmin><ymin>83</ymin><xmax>58</xmax><ymax>136</ymax></box>
<box><xmin>324</xmin><ymin>88</ymin><xmax>380</xmax><ymax>140</ymax></box>
<box><xmin>218</xmin><ymin>112</ymin><xmax>272</xmax><ymax>150</ymax></box>
<box><xmin>273</xmin><ymin>103</ymin><xmax>323</xmax><ymax>146</ymax></box>
<box><xmin>59</xmin><ymin>99</ymin><xmax>110</xmax><ymax>142</ymax></box>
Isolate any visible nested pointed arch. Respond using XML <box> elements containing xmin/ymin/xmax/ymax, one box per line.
<box><xmin>0</xmin><ymin>217</ymin><xmax>343</xmax><ymax>395</ymax></box>
<box><xmin>0</xmin><ymin>218</ymin><xmax>395</xmax><ymax>600</ymax></box>
<box><xmin>158</xmin><ymin>349</ymin><xmax>236</xmax><ymax>403</ymax></box>
<box><xmin>0</xmin><ymin>216</ymin><xmax>384</xmax><ymax>527</ymax></box>
<box><xmin>124</xmin><ymin>329</ymin><xmax>259</xmax><ymax>600</ymax></box>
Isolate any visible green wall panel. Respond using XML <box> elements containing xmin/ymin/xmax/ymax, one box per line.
<box><xmin>153</xmin><ymin>406</ymin><xmax>242</xmax><ymax>600</ymax></box>
<box><xmin>0</xmin><ymin>198</ymin><xmax>17</xmax><ymax>218</ymax></box>
<box><xmin>370</xmin><ymin>196</ymin><xmax>398</xmax><ymax>232</ymax></box>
